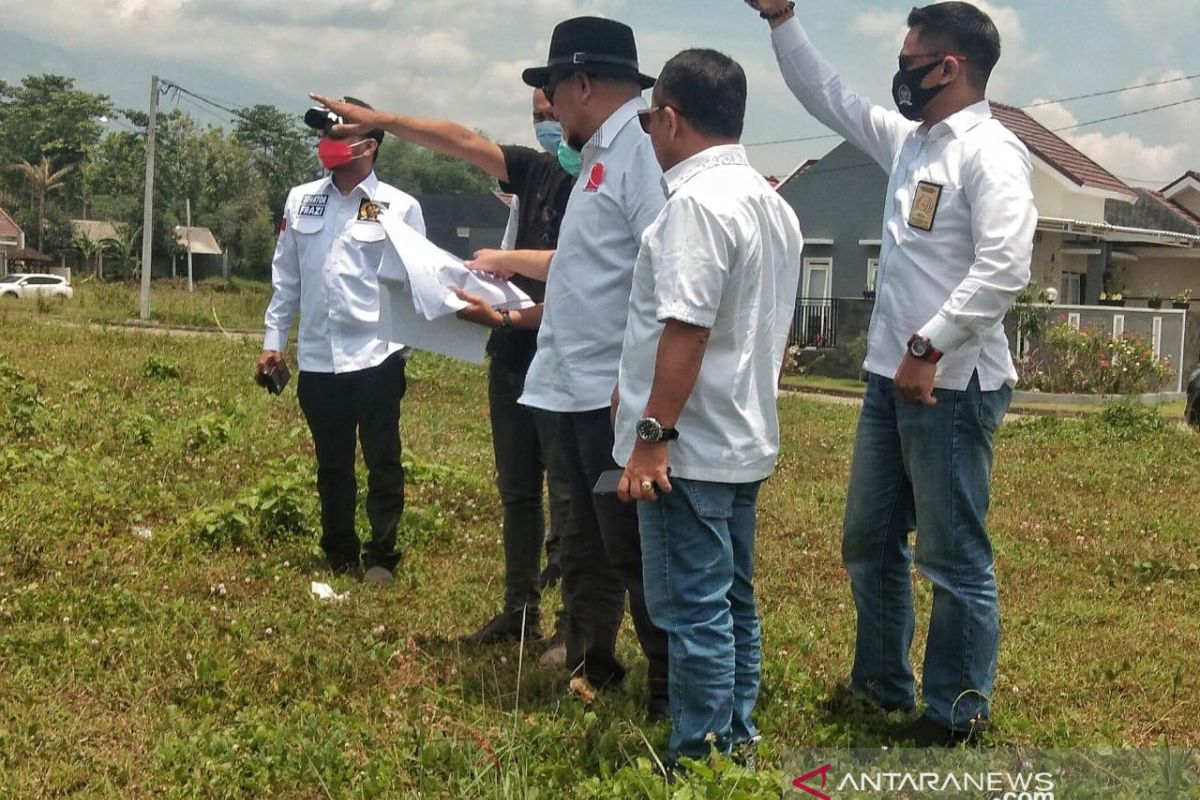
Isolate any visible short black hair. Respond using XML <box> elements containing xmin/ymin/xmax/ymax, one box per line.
<box><xmin>343</xmin><ymin>96</ymin><xmax>384</xmax><ymax>161</ymax></box>
<box><xmin>907</xmin><ymin>2</ymin><xmax>1001</xmax><ymax>87</ymax></box>
<box><xmin>656</xmin><ymin>49</ymin><xmax>747</xmax><ymax>140</ymax></box>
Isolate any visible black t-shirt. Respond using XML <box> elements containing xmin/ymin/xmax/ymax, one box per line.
<box><xmin>488</xmin><ymin>145</ymin><xmax>575</xmax><ymax>372</ymax></box>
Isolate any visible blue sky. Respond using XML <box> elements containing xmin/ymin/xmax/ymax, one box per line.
<box><xmin>0</xmin><ymin>0</ymin><xmax>1196</xmax><ymax>186</ymax></box>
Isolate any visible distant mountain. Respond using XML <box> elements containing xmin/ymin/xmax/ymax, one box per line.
<box><xmin>0</xmin><ymin>28</ymin><xmax>295</xmax><ymax>123</ymax></box>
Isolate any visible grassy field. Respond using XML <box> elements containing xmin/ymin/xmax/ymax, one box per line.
<box><xmin>2</xmin><ymin>277</ymin><xmax>273</xmax><ymax>332</ymax></box>
<box><xmin>1</xmin><ymin>312</ymin><xmax>1199</xmax><ymax>798</ymax></box>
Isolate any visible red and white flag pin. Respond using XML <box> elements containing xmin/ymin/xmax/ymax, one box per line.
<box><xmin>585</xmin><ymin>162</ymin><xmax>606</xmax><ymax>192</ymax></box>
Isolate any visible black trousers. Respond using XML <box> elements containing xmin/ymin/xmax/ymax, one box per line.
<box><xmin>297</xmin><ymin>353</ymin><xmax>406</xmax><ymax>571</ymax></box>
<box><xmin>555</xmin><ymin>408</ymin><xmax>668</xmax><ymax>701</ymax></box>
<box><xmin>489</xmin><ymin>361</ymin><xmax>570</xmax><ymax>629</ymax></box>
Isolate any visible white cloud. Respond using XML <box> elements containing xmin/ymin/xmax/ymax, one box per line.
<box><xmin>1026</xmin><ymin>100</ymin><xmax>1190</xmax><ymax>187</ymax></box>
<box><xmin>0</xmin><ymin>0</ymin><xmax>629</xmax><ymax>150</ymax></box>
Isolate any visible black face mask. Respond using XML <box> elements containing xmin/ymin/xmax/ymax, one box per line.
<box><xmin>891</xmin><ymin>59</ymin><xmax>949</xmax><ymax>121</ymax></box>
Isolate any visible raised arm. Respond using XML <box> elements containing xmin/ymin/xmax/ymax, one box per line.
<box><xmin>310</xmin><ymin>93</ymin><xmax>508</xmax><ymax>182</ymax></box>
<box><xmin>748</xmin><ymin>1</ymin><xmax>913</xmax><ymax>169</ymax></box>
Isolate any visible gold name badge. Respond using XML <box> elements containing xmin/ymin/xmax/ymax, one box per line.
<box><xmin>907</xmin><ymin>181</ymin><xmax>944</xmax><ymax>232</ymax></box>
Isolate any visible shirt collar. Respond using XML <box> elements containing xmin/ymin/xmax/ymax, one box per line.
<box><xmin>323</xmin><ymin>170</ymin><xmax>379</xmax><ymax>200</ymax></box>
<box><xmin>584</xmin><ymin>96</ymin><xmax>647</xmax><ymax>153</ymax></box>
<box><xmin>661</xmin><ymin>144</ymin><xmax>751</xmax><ymax>197</ymax></box>
<box><xmin>925</xmin><ymin>99</ymin><xmax>992</xmax><ymax>140</ymax></box>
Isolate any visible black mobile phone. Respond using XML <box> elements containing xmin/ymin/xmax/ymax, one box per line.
<box><xmin>257</xmin><ymin>362</ymin><xmax>291</xmax><ymax>395</ymax></box>
<box><xmin>592</xmin><ymin>469</ymin><xmax>624</xmax><ymax>495</ymax></box>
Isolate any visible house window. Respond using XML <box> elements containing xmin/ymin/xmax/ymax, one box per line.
<box><xmin>803</xmin><ymin>257</ymin><xmax>832</xmax><ymax>300</ymax></box>
<box><xmin>1059</xmin><ymin>271</ymin><xmax>1082</xmax><ymax>305</ymax></box>
<box><xmin>866</xmin><ymin>258</ymin><xmax>879</xmax><ymax>291</ymax></box>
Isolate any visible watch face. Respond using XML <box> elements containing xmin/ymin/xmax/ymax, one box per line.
<box><xmin>910</xmin><ymin>338</ymin><xmax>930</xmax><ymax>358</ymax></box>
<box><xmin>636</xmin><ymin>418</ymin><xmax>662</xmax><ymax>442</ymax></box>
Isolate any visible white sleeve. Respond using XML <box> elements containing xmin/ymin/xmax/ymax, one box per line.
<box><xmin>918</xmin><ymin>139</ymin><xmax>1036</xmax><ymax>352</ymax></box>
<box><xmin>404</xmin><ymin>198</ymin><xmax>426</xmax><ymax>237</ymax></box>
<box><xmin>263</xmin><ymin>192</ymin><xmax>300</xmax><ymax>352</ymax></box>
<box><xmin>771</xmin><ymin>15</ymin><xmax>915</xmax><ymax>170</ymax></box>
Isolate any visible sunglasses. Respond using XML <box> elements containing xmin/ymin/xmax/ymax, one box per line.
<box><xmin>897</xmin><ymin>52</ymin><xmax>968</xmax><ymax>71</ymax></box>
<box><xmin>637</xmin><ymin>104</ymin><xmax>676</xmax><ymax>134</ymax></box>
<box><xmin>541</xmin><ymin>73</ymin><xmax>575</xmax><ymax>105</ymax></box>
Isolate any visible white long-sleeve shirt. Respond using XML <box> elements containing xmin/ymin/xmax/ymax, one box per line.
<box><xmin>772</xmin><ymin>16</ymin><xmax>1036</xmax><ymax>390</ymax></box>
<box><xmin>263</xmin><ymin>171</ymin><xmax>424</xmax><ymax>374</ymax></box>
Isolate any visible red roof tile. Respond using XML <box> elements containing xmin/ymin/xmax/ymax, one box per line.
<box><xmin>0</xmin><ymin>205</ymin><xmax>23</xmax><ymax>240</ymax></box>
<box><xmin>989</xmin><ymin>102</ymin><xmax>1136</xmax><ymax>198</ymax></box>
<box><xmin>1162</xmin><ymin>170</ymin><xmax>1200</xmax><ymax>194</ymax></box>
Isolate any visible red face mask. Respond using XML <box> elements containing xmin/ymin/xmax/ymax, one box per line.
<box><xmin>318</xmin><ymin>137</ymin><xmax>369</xmax><ymax>170</ymax></box>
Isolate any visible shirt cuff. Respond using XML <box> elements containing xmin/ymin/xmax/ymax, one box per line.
<box><xmin>657</xmin><ymin>302</ymin><xmax>717</xmax><ymax>329</ymax></box>
<box><xmin>917</xmin><ymin>313</ymin><xmax>972</xmax><ymax>354</ymax></box>
<box><xmin>263</xmin><ymin>329</ymin><xmax>288</xmax><ymax>352</ymax></box>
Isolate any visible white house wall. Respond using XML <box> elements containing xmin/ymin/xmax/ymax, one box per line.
<box><xmin>1030</xmin><ymin>167</ymin><xmax>1109</xmax><ymax>223</ymax></box>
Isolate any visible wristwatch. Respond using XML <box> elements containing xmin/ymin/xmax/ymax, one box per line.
<box><xmin>499</xmin><ymin>309</ymin><xmax>513</xmax><ymax>330</ymax></box>
<box><xmin>907</xmin><ymin>334</ymin><xmax>944</xmax><ymax>363</ymax></box>
<box><xmin>636</xmin><ymin>417</ymin><xmax>680</xmax><ymax>444</ymax></box>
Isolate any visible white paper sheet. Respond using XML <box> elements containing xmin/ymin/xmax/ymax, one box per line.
<box><xmin>376</xmin><ymin>212</ymin><xmax>533</xmax><ymax>363</ymax></box>
<box><xmin>379</xmin><ymin>278</ymin><xmax>491</xmax><ymax>364</ymax></box>
<box><xmin>378</xmin><ymin>213</ymin><xmax>532</xmax><ymax>320</ymax></box>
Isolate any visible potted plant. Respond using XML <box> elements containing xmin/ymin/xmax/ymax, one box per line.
<box><xmin>1098</xmin><ymin>291</ymin><xmax>1125</xmax><ymax>307</ymax></box>
<box><xmin>1173</xmin><ymin>289</ymin><xmax>1192</xmax><ymax>310</ymax></box>
<box><xmin>1147</xmin><ymin>289</ymin><xmax>1164</xmax><ymax>309</ymax></box>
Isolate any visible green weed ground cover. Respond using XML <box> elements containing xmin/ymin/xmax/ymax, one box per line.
<box><xmin>1</xmin><ymin>314</ymin><xmax>1198</xmax><ymax>798</ymax></box>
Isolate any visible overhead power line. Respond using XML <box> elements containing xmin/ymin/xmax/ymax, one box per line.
<box><xmin>1022</xmin><ymin>71</ymin><xmax>1200</xmax><ymax>109</ymax></box>
<box><xmin>745</xmin><ymin>69</ymin><xmax>1198</xmax><ymax>148</ymax></box>
<box><xmin>1051</xmin><ymin>95</ymin><xmax>1200</xmax><ymax>132</ymax></box>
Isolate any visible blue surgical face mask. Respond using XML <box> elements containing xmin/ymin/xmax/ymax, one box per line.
<box><xmin>557</xmin><ymin>139</ymin><xmax>582</xmax><ymax>177</ymax></box>
<box><xmin>534</xmin><ymin>120</ymin><xmax>563</xmax><ymax>155</ymax></box>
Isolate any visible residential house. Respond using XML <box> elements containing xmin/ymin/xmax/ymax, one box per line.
<box><xmin>777</xmin><ymin>102</ymin><xmax>1199</xmax><ymax>384</ymax></box>
<box><xmin>0</xmin><ymin>205</ymin><xmax>26</xmax><ymax>274</ymax></box>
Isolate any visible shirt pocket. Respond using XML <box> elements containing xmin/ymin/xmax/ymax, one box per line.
<box><xmin>292</xmin><ymin>214</ymin><xmax>327</xmax><ymax>264</ymax></box>
<box><xmin>349</xmin><ymin>221</ymin><xmax>386</xmax><ymax>243</ymax></box>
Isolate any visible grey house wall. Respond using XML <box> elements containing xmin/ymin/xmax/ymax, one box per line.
<box><xmin>777</xmin><ymin>141</ymin><xmax>887</xmax><ymax>297</ymax></box>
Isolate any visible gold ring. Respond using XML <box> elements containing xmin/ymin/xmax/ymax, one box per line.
<box><xmin>640</xmin><ymin>480</ymin><xmax>654</xmax><ymax>492</ymax></box>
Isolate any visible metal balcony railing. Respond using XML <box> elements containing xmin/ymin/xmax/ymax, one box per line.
<box><xmin>789</xmin><ymin>297</ymin><xmax>838</xmax><ymax>349</ymax></box>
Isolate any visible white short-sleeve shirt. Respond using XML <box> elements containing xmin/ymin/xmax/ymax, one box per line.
<box><xmin>613</xmin><ymin>145</ymin><xmax>804</xmax><ymax>484</ymax></box>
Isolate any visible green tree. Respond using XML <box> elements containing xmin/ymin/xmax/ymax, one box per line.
<box><xmin>13</xmin><ymin>156</ymin><xmax>74</xmax><ymax>251</ymax></box>
<box><xmin>373</xmin><ymin>137</ymin><xmax>496</xmax><ymax>194</ymax></box>
<box><xmin>233</xmin><ymin>104</ymin><xmax>317</xmax><ymax>219</ymax></box>
<box><xmin>0</xmin><ymin>74</ymin><xmax>112</xmax><ymax>212</ymax></box>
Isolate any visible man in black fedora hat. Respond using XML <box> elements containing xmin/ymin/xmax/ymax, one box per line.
<box><xmin>456</xmin><ymin>16</ymin><xmax>670</xmax><ymax>720</ymax></box>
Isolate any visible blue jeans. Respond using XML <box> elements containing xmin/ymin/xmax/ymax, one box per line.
<box><xmin>843</xmin><ymin>372</ymin><xmax>1011</xmax><ymax>731</ymax></box>
<box><xmin>640</xmin><ymin>478</ymin><xmax>763</xmax><ymax>760</ymax></box>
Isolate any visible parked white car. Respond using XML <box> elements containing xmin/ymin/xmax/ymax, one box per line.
<box><xmin>0</xmin><ymin>273</ymin><xmax>74</xmax><ymax>300</ymax></box>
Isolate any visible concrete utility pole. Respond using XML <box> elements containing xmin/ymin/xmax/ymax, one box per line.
<box><xmin>185</xmin><ymin>197</ymin><xmax>194</xmax><ymax>292</ymax></box>
<box><xmin>139</xmin><ymin>75</ymin><xmax>159</xmax><ymax>321</ymax></box>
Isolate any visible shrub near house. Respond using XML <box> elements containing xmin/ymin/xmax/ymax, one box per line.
<box><xmin>1018</xmin><ymin>323</ymin><xmax>1175</xmax><ymax>395</ymax></box>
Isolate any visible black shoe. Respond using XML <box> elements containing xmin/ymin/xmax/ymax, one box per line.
<box><xmin>538</xmin><ymin>562</ymin><xmax>561</xmax><ymax>590</ymax></box>
<box><xmin>461</xmin><ymin>609</ymin><xmax>542</xmax><ymax>645</ymax></box>
<box><xmin>646</xmin><ymin>694</ymin><xmax>670</xmax><ymax>723</ymax></box>
<box><xmin>893</xmin><ymin>715</ymin><xmax>982</xmax><ymax>747</ymax></box>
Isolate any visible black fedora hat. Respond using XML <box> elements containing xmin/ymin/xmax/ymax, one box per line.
<box><xmin>522</xmin><ymin>17</ymin><xmax>655</xmax><ymax>91</ymax></box>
